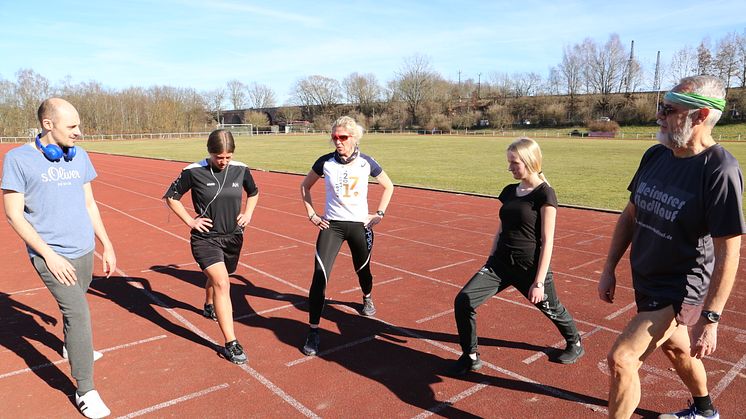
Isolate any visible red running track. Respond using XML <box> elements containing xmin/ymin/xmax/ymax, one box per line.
<box><xmin>1</xmin><ymin>144</ymin><xmax>745</xmax><ymax>418</ymax></box>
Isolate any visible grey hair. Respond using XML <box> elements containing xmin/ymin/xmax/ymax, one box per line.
<box><xmin>675</xmin><ymin>75</ymin><xmax>726</xmax><ymax>127</ymax></box>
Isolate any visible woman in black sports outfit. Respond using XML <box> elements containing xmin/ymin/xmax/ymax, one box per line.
<box><xmin>164</xmin><ymin>129</ymin><xmax>259</xmax><ymax>364</ymax></box>
<box><xmin>450</xmin><ymin>137</ymin><xmax>583</xmax><ymax>375</ymax></box>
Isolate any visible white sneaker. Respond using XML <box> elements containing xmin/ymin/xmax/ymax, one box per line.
<box><xmin>63</xmin><ymin>345</ymin><xmax>103</xmax><ymax>361</ymax></box>
<box><xmin>75</xmin><ymin>390</ymin><xmax>110</xmax><ymax>418</ymax></box>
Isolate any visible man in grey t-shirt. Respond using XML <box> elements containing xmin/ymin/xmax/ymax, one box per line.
<box><xmin>598</xmin><ymin>75</ymin><xmax>744</xmax><ymax>419</ymax></box>
<box><xmin>2</xmin><ymin>98</ymin><xmax>116</xmax><ymax>419</ymax></box>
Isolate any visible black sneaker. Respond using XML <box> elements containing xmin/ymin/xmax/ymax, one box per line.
<box><xmin>203</xmin><ymin>303</ymin><xmax>217</xmax><ymax>321</ymax></box>
<box><xmin>302</xmin><ymin>330</ymin><xmax>320</xmax><ymax>356</ymax></box>
<box><xmin>361</xmin><ymin>296</ymin><xmax>376</xmax><ymax>316</ymax></box>
<box><xmin>555</xmin><ymin>341</ymin><xmax>585</xmax><ymax>364</ymax></box>
<box><xmin>221</xmin><ymin>340</ymin><xmax>247</xmax><ymax>364</ymax></box>
<box><xmin>449</xmin><ymin>353</ymin><xmax>482</xmax><ymax>376</ymax></box>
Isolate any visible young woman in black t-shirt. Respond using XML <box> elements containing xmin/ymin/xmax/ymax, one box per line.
<box><xmin>450</xmin><ymin>137</ymin><xmax>583</xmax><ymax>375</ymax></box>
<box><xmin>164</xmin><ymin>129</ymin><xmax>259</xmax><ymax>365</ymax></box>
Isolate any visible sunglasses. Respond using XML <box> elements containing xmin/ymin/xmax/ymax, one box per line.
<box><xmin>658</xmin><ymin>104</ymin><xmax>678</xmax><ymax>116</ymax></box>
<box><xmin>331</xmin><ymin>134</ymin><xmax>351</xmax><ymax>141</ymax></box>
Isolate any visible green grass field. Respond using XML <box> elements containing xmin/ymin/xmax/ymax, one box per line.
<box><xmin>80</xmin><ymin>133</ymin><xmax>746</xmax><ymax>212</ymax></box>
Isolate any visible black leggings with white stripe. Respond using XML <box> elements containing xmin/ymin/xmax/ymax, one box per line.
<box><xmin>308</xmin><ymin>221</ymin><xmax>374</xmax><ymax>324</ymax></box>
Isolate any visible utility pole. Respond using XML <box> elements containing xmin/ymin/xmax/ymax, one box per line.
<box><xmin>624</xmin><ymin>40</ymin><xmax>635</xmax><ymax>94</ymax></box>
<box><xmin>654</xmin><ymin>51</ymin><xmax>662</xmax><ymax>107</ymax></box>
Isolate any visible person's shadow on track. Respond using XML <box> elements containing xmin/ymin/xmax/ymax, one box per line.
<box><xmin>0</xmin><ymin>292</ymin><xmax>75</xmax><ymax>395</ymax></box>
<box><xmin>87</xmin><ymin>275</ymin><xmax>217</xmax><ymax>353</ymax></box>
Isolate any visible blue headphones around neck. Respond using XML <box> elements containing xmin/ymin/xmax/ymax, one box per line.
<box><xmin>35</xmin><ymin>134</ymin><xmax>76</xmax><ymax>162</ymax></box>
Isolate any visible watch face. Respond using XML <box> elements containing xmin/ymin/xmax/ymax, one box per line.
<box><xmin>703</xmin><ymin>311</ymin><xmax>720</xmax><ymax>322</ymax></box>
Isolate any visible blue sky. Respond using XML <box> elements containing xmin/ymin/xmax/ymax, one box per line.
<box><xmin>1</xmin><ymin>0</ymin><xmax>744</xmax><ymax>104</ymax></box>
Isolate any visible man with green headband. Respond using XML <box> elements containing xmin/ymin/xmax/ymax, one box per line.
<box><xmin>598</xmin><ymin>75</ymin><xmax>744</xmax><ymax>419</ymax></box>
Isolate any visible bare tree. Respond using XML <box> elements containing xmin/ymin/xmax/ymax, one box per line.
<box><xmin>291</xmin><ymin>75</ymin><xmax>342</xmax><ymax>116</ymax></box>
<box><xmin>696</xmin><ymin>39</ymin><xmax>714</xmax><ymax>75</ymax></box>
<box><xmin>668</xmin><ymin>46</ymin><xmax>698</xmax><ymax>86</ymax></box>
<box><xmin>586</xmin><ymin>34</ymin><xmax>628</xmax><ymax>96</ymax></box>
<box><xmin>226</xmin><ymin>79</ymin><xmax>247</xmax><ymax>110</ymax></box>
<box><xmin>342</xmin><ymin>72</ymin><xmax>381</xmax><ymax>116</ymax></box>
<box><xmin>713</xmin><ymin>32</ymin><xmax>738</xmax><ymax>88</ymax></box>
<box><xmin>736</xmin><ymin>30</ymin><xmax>746</xmax><ymax>88</ymax></box>
<box><xmin>246</xmin><ymin>83</ymin><xmax>276</xmax><ymax>109</ymax></box>
<box><xmin>203</xmin><ymin>88</ymin><xmax>226</xmax><ymax>124</ymax></box>
<box><xmin>393</xmin><ymin>54</ymin><xmax>441</xmax><ymax>126</ymax></box>
<box><xmin>512</xmin><ymin>72</ymin><xmax>542</xmax><ymax>97</ymax></box>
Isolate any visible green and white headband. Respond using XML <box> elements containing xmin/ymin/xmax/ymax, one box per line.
<box><xmin>664</xmin><ymin>91</ymin><xmax>726</xmax><ymax>112</ymax></box>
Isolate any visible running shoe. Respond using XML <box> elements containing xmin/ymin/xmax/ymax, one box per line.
<box><xmin>75</xmin><ymin>390</ymin><xmax>110</xmax><ymax>418</ymax></box>
<box><xmin>203</xmin><ymin>303</ymin><xmax>217</xmax><ymax>321</ymax></box>
<box><xmin>302</xmin><ymin>329</ymin><xmax>320</xmax><ymax>356</ymax></box>
<box><xmin>555</xmin><ymin>341</ymin><xmax>585</xmax><ymax>364</ymax></box>
<box><xmin>449</xmin><ymin>353</ymin><xmax>482</xmax><ymax>376</ymax></box>
<box><xmin>658</xmin><ymin>403</ymin><xmax>719</xmax><ymax>419</ymax></box>
<box><xmin>361</xmin><ymin>296</ymin><xmax>376</xmax><ymax>316</ymax></box>
<box><xmin>221</xmin><ymin>340</ymin><xmax>247</xmax><ymax>364</ymax></box>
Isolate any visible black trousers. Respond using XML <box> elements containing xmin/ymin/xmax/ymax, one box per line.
<box><xmin>309</xmin><ymin>221</ymin><xmax>374</xmax><ymax>324</ymax></box>
<box><xmin>454</xmin><ymin>256</ymin><xmax>580</xmax><ymax>354</ymax></box>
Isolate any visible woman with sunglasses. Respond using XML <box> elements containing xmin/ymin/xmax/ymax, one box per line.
<box><xmin>299</xmin><ymin>116</ymin><xmax>394</xmax><ymax>356</ymax></box>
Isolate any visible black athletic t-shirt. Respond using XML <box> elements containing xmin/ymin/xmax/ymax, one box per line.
<box><xmin>628</xmin><ymin>143</ymin><xmax>745</xmax><ymax>304</ymax></box>
<box><xmin>163</xmin><ymin>159</ymin><xmax>259</xmax><ymax>237</ymax></box>
<box><xmin>492</xmin><ymin>182</ymin><xmax>558</xmax><ymax>262</ymax></box>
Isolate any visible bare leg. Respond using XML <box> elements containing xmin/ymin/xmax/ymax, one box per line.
<box><xmin>607</xmin><ymin>307</ymin><xmax>678</xmax><ymax>419</ymax></box>
<box><xmin>660</xmin><ymin>325</ymin><xmax>709</xmax><ymax>397</ymax></box>
<box><xmin>204</xmin><ymin>262</ymin><xmax>235</xmax><ymax>343</ymax></box>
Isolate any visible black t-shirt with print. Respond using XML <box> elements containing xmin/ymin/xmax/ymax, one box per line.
<box><xmin>628</xmin><ymin>143</ymin><xmax>745</xmax><ymax>304</ymax></box>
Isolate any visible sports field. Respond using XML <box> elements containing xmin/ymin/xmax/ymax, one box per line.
<box><xmin>80</xmin><ymin>133</ymin><xmax>746</xmax><ymax>212</ymax></box>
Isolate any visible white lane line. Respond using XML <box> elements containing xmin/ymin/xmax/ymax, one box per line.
<box><xmin>427</xmin><ymin>259</ymin><xmax>476</xmax><ymax>272</ymax></box>
<box><xmin>710</xmin><ymin>353</ymin><xmax>746</xmax><ymax>399</ymax></box>
<box><xmin>415</xmin><ymin>309</ymin><xmax>454</xmax><ymax>324</ymax></box>
<box><xmin>0</xmin><ymin>335</ymin><xmax>167</xmax><ymax>380</ymax></box>
<box><xmin>604</xmin><ymin>302</ymin><xmax>636</xmax><ymax>320</ymax></box>
<box><xmin>285</xmin><ymin>335</ymin><xmax>378</xmax><ymax>367</ymax></box>
<box><xmin>2</xmin><ymin>286</ymin><xmax>48</xmax><ymax>296</ymax></box>
<box><xmin>522</xmin><ymin>327</ymin><xmax>602</xmax><ymax>365</ymax></box>
<box><xmin>92</xmin><ymin>251</ymin><xmax>319</xmax><ymax>418</ymax></box>
<box><xmin>412</xmin><ymin>383</ymin><xmax>489</xmax><ymax>419</ymax></box>
<box><xmin>339</xmin><ymin>277</ymin><xmax>403</xmax><ymax>294</ymax></box>
<box><xmin>141</xmin><ymin>261</ymin><xmax>198</xmax><ymax>273</ymax></box>
<box><xmin>243</xmin><ymin>244</ymin><xmax>298</xmax><ymax>256</ymax></box>
<box><xmin>568</xmin><ymin>257</ymin><xmax>604</xmax><ymax>271</ymax></box>
<box><xmin>234</xmin><ymin>301</ymin><xmax>306</xmax><ymax>321</ymax></box>
<box><xmin>116</xmin><ymin>383</ymin><xmax>230</xmax><ymax>418</ymax></box>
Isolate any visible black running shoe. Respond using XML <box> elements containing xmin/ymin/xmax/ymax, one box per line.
<box><xmin>221</xmin><ymin>340</ymin><xmax>247</xmax><ymax>364</ymax></box>
<box><xmin>449</xmin><ymin>353</ymin><xmax>482</xmax><ymax>376</ymax></box>
<box><xmin>302</xmin><ymin>330</ymin><xmax>320</xmax><ymax>356</ymax></box>
<box><xmin>203</xmin><ymin>303</ymin><xmax>217</xmax><ymax>321</ymax></box>
<box><xmin>555</xmin><ymin>341</ymin><xmax>584</xmax><ymax>364</ymax></box>
<box><xmin>361</xmin><ymin>296</ymin><xmax>376</xmax><ymax>316</ymax></box>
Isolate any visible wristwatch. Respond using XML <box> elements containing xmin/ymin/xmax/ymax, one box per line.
<box><xmin>701</xmin><ymin>310</ymin><xmax>721</xmax><ymax>323</ymax></box>
<box><xmin>534</xmin><ymin>282</ymin><xmax>544</xmax><ymax>288</ymax></box>
<box><xmin>376</xmin><ymin>210</ymin><xmax>385</xmax><ymax>217</ymax></box>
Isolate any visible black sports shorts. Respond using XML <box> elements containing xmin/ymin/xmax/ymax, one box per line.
<box><xmin>190</xmin><ymin>233</ymin><xmax>244</xmax><ymax>273</ymax></box>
